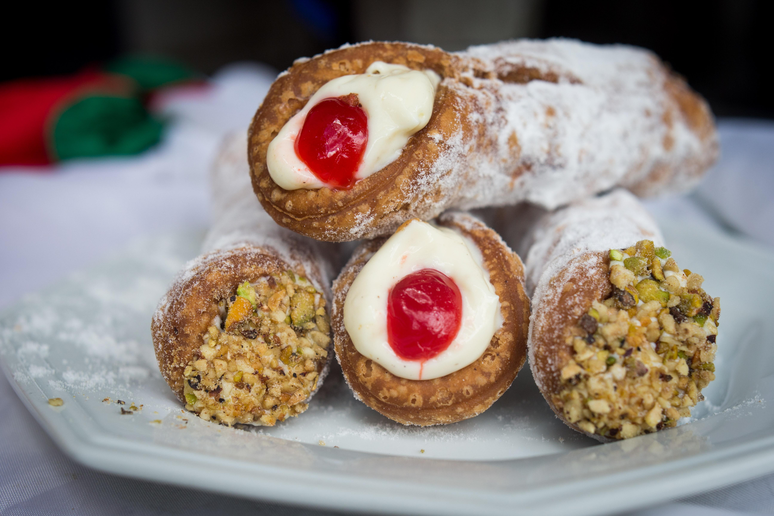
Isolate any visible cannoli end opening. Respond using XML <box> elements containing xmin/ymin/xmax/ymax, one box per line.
<box><xmin>164</xmin><ymin>268</ymin><xmax>332</xmax><ymax>427</ymax></box>
<box><xmin>546</xmin><ymin>240</ymin><xmax>719</xmax><ymax>441</ymax></box>
<box><xmin>333</xmin><ymin>214</ymin><xmax>529</xmax><ymax>426</ymax></box>
<box><xmin>248</xmin><ymin>43</ymin><xmax>467</xmax><ymax>241</ymax></box>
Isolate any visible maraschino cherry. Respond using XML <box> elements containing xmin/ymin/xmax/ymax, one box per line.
<box><xmin>387</xmin><ymin>269</ymin><xmax>462</xmax><ymax>362</ymax></box>
<box><xmin>295</xmin><ymin>94</ymin><xmax>368</xmax><ymax>190</ymax></box>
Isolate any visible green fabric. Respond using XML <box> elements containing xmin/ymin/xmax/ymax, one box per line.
<box><xmin>105</xmin><ymin>56</ymin><xmax>198</xmax><ymax>92</ymax></box>
<box><xmin>52</xmin><ymin>95</ymin><xmax>163</xmax><ymax>160</ymax></box>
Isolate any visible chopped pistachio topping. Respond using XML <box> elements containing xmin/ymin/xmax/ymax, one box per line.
<box><xmin>182</xmin><ymin>270</ymin><xmax>331</xmax><ymax>427</ymax></box>
<box><xmin>237</xmin><ymin>280</ymin><xmax>257</xmax><ymax>306</ymax></box>
<box><xmin>290</xmin><ymin>290</ymin><xmax>315</xmax><ymax>327</ymax></box>
<box><xmin>554</xmin><ymin>240</ymin><xmax>720</xmax><ymax>440</ymax></box>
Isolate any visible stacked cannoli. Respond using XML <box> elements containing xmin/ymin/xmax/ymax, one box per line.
<box><xmin>153</xmin><ymin>38</ymin><xmax>720</xmax><ymax>439</ymax></box>
<box><xmin>248</xmin><ymin>40</ymin><xmax>716</xmax><ymax>242</ymax></box>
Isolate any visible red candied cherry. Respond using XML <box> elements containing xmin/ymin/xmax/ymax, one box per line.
<box><xmin>295</xmin><ymin>94</ymin><xmax>368</xmax><ymax>190</ymax></box>
<box><xmin>387</xmin><ymin>269</ymin><xmax>463</xmax><ymax>362</ymax></box>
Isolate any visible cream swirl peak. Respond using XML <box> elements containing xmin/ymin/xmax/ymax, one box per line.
<box><xmin>266</xmin><ymin>62</ymin><xmax>440</xmax><ymax>190</ymax></box>
<box><xmin>343</xmin><ymin>219</ymin><xmax>501</xmax><ymax>381</ymax></box>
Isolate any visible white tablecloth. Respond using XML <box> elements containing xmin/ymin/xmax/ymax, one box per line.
<box><xmin>1</xmin><ymin>64</ymin><xmax>773</xmax><ymax>516</ymax></box>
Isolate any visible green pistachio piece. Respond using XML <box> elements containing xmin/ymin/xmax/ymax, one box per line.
<box><xmin>655</xmin><ymin>247</ymin><xmax>671</xmax><ymax>259</ymax></box>
<box><xmin>680</xmin><ymin>293</ymin><xmax>703</xmax><ymax>317</ymax></box>
<box><xmin>589</xmin><ymin>308</ymin><xmax>600</xmax><ymax>321</ymax></box>
<box><xmin>677</xmin><ymin>350</ymin><xmax>688</xmax><ymax>360</ymax></box>
<box><xmin>609</xmin><ymin>249</ymin><xmax>624</xmax><ymax>262</ymax></box>
<box><xmin>699</xmin><ymin>363</ymin><xmax>715</xmax><ymax>372</ymax></box>
<box><xmin>651</xmin><ymin>257</ymin><xmax>665</xmax><ymax>281</ymax></box>
<box><xmin>693</xmin><ymin>314</ymin><xmax>707</xmax><ymax>327</ymax></box>
<box><xmin>635</xmin><ymin>279</ymin><xmax>669</xmax><ymax>306</ymax></box>
<box><xmin>624</xmin><ymin>256</ymin><xmax>648</xmax><ymax>276</ymax></box>
<box><xmin>606</xmin><ymin>356</ymin><xmax>617</xmax><ymax>366</ymax></box>
<box><xmin>286</xmin><ymin>270</ymin><xmax>296</xmax><ymax>282</ymax></box>
<box><xmin>290</xmin><ymin>290</ymin><xmax>315</xmax><ymax>327</ymax></box>
<box><xmin>185</xmin><ymin>393</ymin><xmax>197</xmax><ymax>406</ymax></box>
<box><xmin>236</xmin><ymin>281</ymin><xmax>257</xmax><ymax>306</ymax></box>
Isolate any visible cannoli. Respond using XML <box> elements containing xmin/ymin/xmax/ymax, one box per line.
<box><xmin>332</xmin><ymin>212</ymin><xmax>530</xmax><ymax>426</ymax></box>
<box><xmin>248</xmin><ymin>39</ymin><xmax>717</xmax><ymax>242</ymax></box>
<box><xmin>152</xmin><ymin>134</ymin><xmax>335</xmax><ymax>426</ymax></box>
<box><xmin>524</xmin><ymin>189</ymin><xmax>719</xmax><ymax>441</ymax></box>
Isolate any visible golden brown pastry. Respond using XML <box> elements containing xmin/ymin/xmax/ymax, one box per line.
<box><xmin>332</xmin><ymin>212</ymin><xmax>530</xmax><ymax>426</ymax></box>
<box><xmin>524</xmin><ymin>189</ymin><xmax>719</xmax><ymax>441</ymax></box>
<box><xmin>152</xmin><ymin>134</ymin><xmax>335</xmax><ymax>426</ymax></box>
<box><xmin>249</xmin><ymin>40</ymin><xmax>717</xmax><ymax>242</ymax></box>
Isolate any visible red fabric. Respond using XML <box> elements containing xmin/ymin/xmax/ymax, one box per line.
<box><xmin>0</xmin><ymin>71</ymin><xmax>131</xmax><ymax>166</ymax></box>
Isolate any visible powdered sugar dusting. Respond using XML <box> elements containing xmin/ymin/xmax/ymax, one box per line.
<box><xmin>154</xmin><ymin>134</ymin><xmax>336</xmax><ymax>337</ymax></box>
<box><xmin>17</xmin><ymin>341</ymin><xmax>50</xmax><ymax>358</ymax></box>
<box><xmin>523</xmin><ymin>189</ymin><xmax>663</xmax><ymax>295</ymax></box>
<box><xmin>451</xmin><ymin>39</ymin><xmax>716</xmax><ymax>212</ymax></box>
<box><xmin>202</xmin><ymin>132</ymin><xmax>335</xmax><ymax>292</ymax></box>
<box><xmin>524</xmin><ymin>190</ymin><xmax>663</xmax><ymax>396</ymax></box>
<box><xmin>1</xmin><ymin>231</ymin><xmax>197</xmax><ymax>402</ymax></box>
<box><xmin>257</xmin><ymin>39</ymin><xmax>715</xmax><ymax>241</ymax></box>
<box><xmin>28</xmin><ymin>364</ymin><xmax>54</xmax><ymax>378</ymax></box>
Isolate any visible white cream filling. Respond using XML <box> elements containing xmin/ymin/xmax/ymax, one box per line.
<box><xmin>267</xmin><ymin>62</ymin><xmax>441</xmax><ymax>190</ymax></box>
<box><xmin>343</xmin><ymin>220</ymin><xmax>502</xmax><ymax>381</ymax></box>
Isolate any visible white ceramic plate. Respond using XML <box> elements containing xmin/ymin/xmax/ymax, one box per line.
<box><xmin>1</xmin><ymin>220</ymin><xmax>773</xmax><ymax>516</ymax></box>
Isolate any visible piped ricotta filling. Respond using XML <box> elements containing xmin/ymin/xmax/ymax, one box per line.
<box><xmin>267</xmin><ymin>62</ymin><xmax>441</xmax><ymax>190</ymax></box>
<box><xmin>343</xmin><ymin>219</ymin><xmax>502</xmax><ymax>381</ymax></box>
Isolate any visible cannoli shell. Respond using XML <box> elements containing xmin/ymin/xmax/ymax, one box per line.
<box><xmin>524</xmin><ymin>190</ymin><xmax>664</xmax><ymax>441</ymax></box>
<box><xmin>152</xmin><ymin>248</ymin><xmax>309</xmax><ymax>401</ymax></box>
<box><xmin>528</xmin><ymin>251</ymin><xmax>612</xmax><ymax>441</ymax></box>
<box><xmin>250</xmin><ymin>40</ymin><xmax>717</xmax><ymax>242</ymax></box>
<box><xmin>332</xmin><ymin>212</ymin><xmax>530</xmax><ymax>426</ymax></box>
<box><xmin>152</xmin><ymin>134</ymin><xmax>335</xmax><ymax>404</ymax></box>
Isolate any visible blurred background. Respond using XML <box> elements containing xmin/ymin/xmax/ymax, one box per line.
<box><xmin>3</xmin><ymin>4</ymin><xmax>774</xmax><ymax>516</ymax></box>
<box><xmin>4</xmin><ymin>0</ymin><xmax>773</xmax><ymax>119</ymax></box>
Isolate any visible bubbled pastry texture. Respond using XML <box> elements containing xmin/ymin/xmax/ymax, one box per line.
<box><xmin>249</xmin><ymin>40</ymin><xmax>717</xmax><ymax>241</ymax></box>
<box><xmin>331</xmin><ymin>211</ymin><xmax>530</xmax><ymax>426</ymax></box>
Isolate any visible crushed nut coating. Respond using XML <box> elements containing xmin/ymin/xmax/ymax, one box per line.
<box><xmin>554</xmin><ymin>240</ymin><xmax>719</xmax><ymax>440</ymax></box>
<box><xmin>182</xmin><ymin>271</ymin><xmax>331</xmax><ymax>426</ymax></box>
